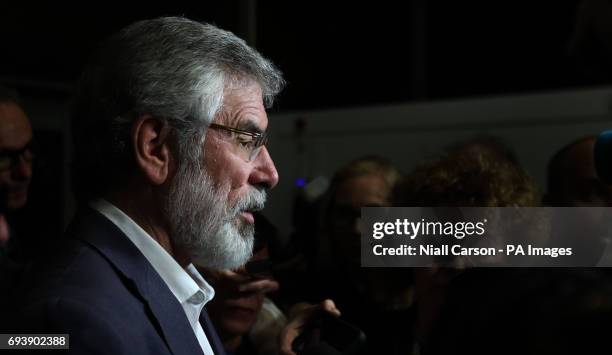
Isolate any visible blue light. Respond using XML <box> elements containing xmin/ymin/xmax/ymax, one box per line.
<box><xmin>295</xmin><ymin>178</ymin><xmax>307</xmax><ymax>187</ymax></box>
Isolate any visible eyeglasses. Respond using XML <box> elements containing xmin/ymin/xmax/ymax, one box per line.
<box><xmin>209</xmin><ymin>123</ymin><xmax>269</xmax><ymax>162</ymax></box>
<box><xmin>0</xmin><ymin>142</ymin><xmax>34</xmax><ymax>171</ymax></box>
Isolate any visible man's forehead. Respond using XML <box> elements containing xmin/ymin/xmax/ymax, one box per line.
<box><xmin>0</xmin><ymin>102</ymin><xmax>32</xmax><ymax>148</ymax></box>
<box><xmin>215</xmin><ymin>110</ymin><xmax>268</xmax><ymax>134</ymax></box>
<box><xmin>217</xmin><ymin>84</ymin><xmax>268</xmax><ymax>131</ymax></box>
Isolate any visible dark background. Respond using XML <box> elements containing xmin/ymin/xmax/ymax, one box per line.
<box><xmin>1</xmin><ymin>1</ymin><xmax>606</xmax><ymax>111</ymax></box>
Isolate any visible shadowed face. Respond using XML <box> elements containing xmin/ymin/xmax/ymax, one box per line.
<box><xmin>0</xmin><ymin>102</ymin><xmax>33</xmax><ymax>212</ymax></box>
<box><xmin>330</xmin><ymin>174</ymin><xmax>390</xmax><ymax>267</ymax></box>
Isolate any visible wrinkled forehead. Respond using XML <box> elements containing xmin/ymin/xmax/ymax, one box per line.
<box><xmin>216</xmin><ymin>82</ymin><xmax>268</xmax><ymax>131</ymax></box>
<box><xmin>0</xmin><ymin>102</ymin><xmax>32</xmax><ymax>149</ymax></box>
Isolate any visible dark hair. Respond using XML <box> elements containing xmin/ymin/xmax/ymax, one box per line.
<box><xmin>395</xmin><ymin>137</ymin><xmax>539</xmax><ymax>207</ymax></box>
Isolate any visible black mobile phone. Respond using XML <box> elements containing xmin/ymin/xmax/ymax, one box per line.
<box><xmin>293</xmin><ymin>314</ymin><xmax>366</xmax><ymax>355</ymax></box>
<box><xmin>244</xmin><ymin>259</ymin><xmax>273</xmax><ymax>278</ymax></box>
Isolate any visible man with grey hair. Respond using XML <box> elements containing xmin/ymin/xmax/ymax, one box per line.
<box><xmin>20</xmin><ymin>17</ymin><xmax>292</xmax><ymax>354</ymax></box>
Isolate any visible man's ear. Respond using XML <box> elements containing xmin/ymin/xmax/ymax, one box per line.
<box><xmin>132</xmin><ymin>114</ymin><xmax>173</xmax><ymax>185</ymax></box>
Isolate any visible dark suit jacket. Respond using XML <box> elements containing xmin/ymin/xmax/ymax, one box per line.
<box><xmin>19</xmin><ymin>207</ymin><xmax>226</xmax><ymax>355</ymax></box>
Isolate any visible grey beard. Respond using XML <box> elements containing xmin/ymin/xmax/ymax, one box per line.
<box><xmin>166</xmin><ymin>160</ymin><xmax>266</xmax><ymax>270</ymax></box>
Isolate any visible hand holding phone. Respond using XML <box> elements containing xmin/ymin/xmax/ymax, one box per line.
<box><xmin>279</xmin><ymin>300</ymin><xmax>365</xmax><ymax>355</ymax></box>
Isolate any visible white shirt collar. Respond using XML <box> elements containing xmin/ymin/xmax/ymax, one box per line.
<box><xmin>89</xmin><ymin>199</ymin><xmax>215</xmax><ymax>307</ymax></box>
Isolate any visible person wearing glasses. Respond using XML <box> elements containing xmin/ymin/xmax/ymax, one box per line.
<box><xmin>0</xmin><ymin>85</ymin><xmax>34</xmax><ymax>332</ymax></box>
<box><xmin>0</xmin><ymin>86</ymin><xmax>33</xmax><ymax>247</ymax></box>
<box><xmin>19</xmin><ymin>17</ymin><xmax>338</xmax><ymax>355</ymax></box>
<box><xmin>21</xmin><ymin>17</ymin><xmax>273</xmax><ymax>354</ymax></box>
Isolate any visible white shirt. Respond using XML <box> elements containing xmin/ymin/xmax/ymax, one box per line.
<box><xmin>91</xmin><ymin>199</ymin><xmax>216</xmax><ymax>355</ymax></box>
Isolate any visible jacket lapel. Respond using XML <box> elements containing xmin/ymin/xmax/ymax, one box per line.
<box><xmin>200</xmin><ymin>309</ymin><xmax>227</xmax><ymax>355</ymax></box>
<box><xmin>145</xmin><ymin>272</ymin><xmax>206</xmax><ymax>355</ymax></box>
<box><xmin>68</xmin><ymin>207</ymin><xmax>205</xmax><ymax>355</ymax></box>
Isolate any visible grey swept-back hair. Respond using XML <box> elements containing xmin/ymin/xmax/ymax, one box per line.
<box><xmin>71</xmin><ymin>17</ymin><xmax>284</xmax><ymax>202</ymax></box>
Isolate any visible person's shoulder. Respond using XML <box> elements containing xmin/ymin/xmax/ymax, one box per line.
<box><xmin>19</xmin><ymin>236</ymin><xmax>139</xmax><ymax>315</ymax></box>
<box><xmin>23</xmin><ymin>207</ymin><xmax>136</xmax><ymax>297</ymax></box>
<box><xmin>20</xmin><ymin>294</ymin><xmax>145</xmax><ymax>354</ymax></box>
<box><xmin>16</xmin><ymin>239</ymin><xmax>158</xmax><ymax>353</ymax></box>
<box><xmin>27</xmin><ymin>237</ymin><xmax>115</xmax><ymax>285</ymax></box>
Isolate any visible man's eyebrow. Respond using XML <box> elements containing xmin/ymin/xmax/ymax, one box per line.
<box><xmin>237</xmin><ymin>120</ymin><xmax>265</xmax><ymax>134</ymax></box>
<box><xmin>0</xmin><ymin>140</ymin><xmax>34</xmax><ymax>154</ymax></box>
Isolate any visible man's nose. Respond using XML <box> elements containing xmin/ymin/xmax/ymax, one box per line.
<box><xmin>249</xmin><ymin>147</ymin><xmax>279</xmax><ymax>189</ymax></box>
